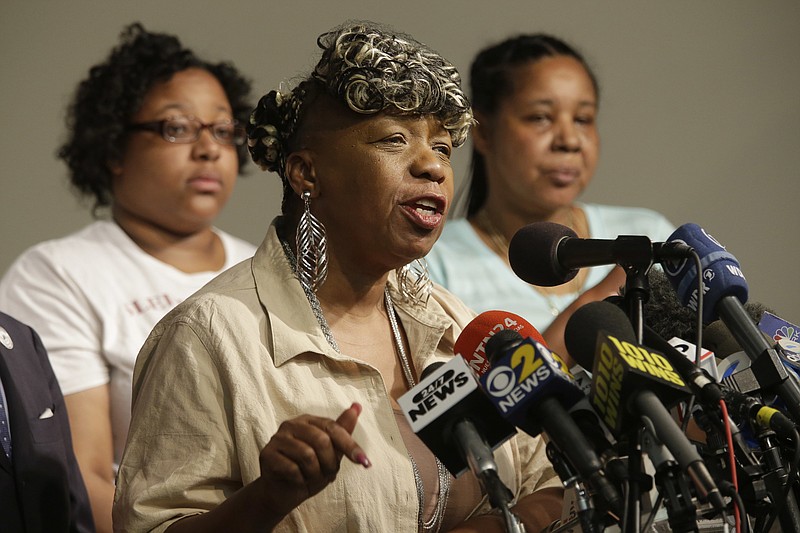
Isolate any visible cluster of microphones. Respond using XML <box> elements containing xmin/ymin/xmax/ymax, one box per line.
<box><xmin>401</xmin><ymin>222</ymin><xmax>800</xmax><ymax>533</ymax></box>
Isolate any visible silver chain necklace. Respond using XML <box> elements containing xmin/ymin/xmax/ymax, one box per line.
<box><xmin>281</xmin><ymin>238</ymin><xmax>451</xmax><ymax>532</ymax></box>
<box><xmin>385</xmin><ymin>290</ymin><xmax>451</xmax><ymax>533</ymax></box>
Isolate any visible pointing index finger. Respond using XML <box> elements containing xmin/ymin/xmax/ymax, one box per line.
<box><xmin>331</xmin><ymin>402</ymin><xmax>370</xmax><ymax>468</ymax></box>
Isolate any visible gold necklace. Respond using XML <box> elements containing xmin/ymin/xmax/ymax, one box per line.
<box><xmin>473</xmin><ymin>208</ymin><xmax>588</xmax><ymax>317</ymax></box>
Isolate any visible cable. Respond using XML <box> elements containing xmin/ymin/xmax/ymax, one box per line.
<box><xmin>691</xmin><ymin>251</ymin><xmax>704</xmax><ymax>368</ymax></box>
<box><xmin>640</xmin><ymin>493</ymin><xmax>663</xmax><ymax>533</ymax></box>
<box><xmin>720</xmin><ymin>399</ymin><xmax>741</xmax><ymax>533</ymax></box>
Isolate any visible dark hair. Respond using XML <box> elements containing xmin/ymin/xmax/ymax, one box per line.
<box><xmin>248</xmin><ymin>21</ymin><xmax>473</xmax><ymax>213</ymax></box>
<box><xmin>58</xmin><ymin>22</ymin><xmax>253</xmax><ymax>214</ymax></box>
<box><xmin>464</xmin><ymin>34</ymin><xmax>599</xmax><ymax>217</ymax></box>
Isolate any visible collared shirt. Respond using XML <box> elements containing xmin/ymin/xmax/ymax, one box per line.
<box><xmin>113</xmin><ymin>220</ymin><xmax>560</xmax><ymax>533</ymax></box>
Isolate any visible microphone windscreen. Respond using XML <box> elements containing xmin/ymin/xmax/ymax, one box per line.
<box><xmin>508</xmin><ymin>222</ymin><xmax>579</xmax><ymax>287</ymax></box>
<box><xmin>485</xmin><ymin>329</ymin><xmax>524</xmax><ymax>364</ymax></box>
<box><xmin>564</xmin><ymin>301</ymin><xmax>637</xmax><ymax>370</ymax></box>
<box><xmin>454</xmin><ymin>310</ymin><xmax>545</xmax><ymax>376</ymax></box>
<box><xmin>643</xmin><ymin>269</ymin><xmax>698</xmax><ymax>341</ymax></box>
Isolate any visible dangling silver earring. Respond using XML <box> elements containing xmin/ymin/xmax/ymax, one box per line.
<box><xmin>396</xmin><ymin>258</ymin><xmax>432</xmax><ymax>307</ymax></box>
<box><xmin>296</xmin><ymin>191</ymin><xmax>328</xmax><ymax>293</ymax></box>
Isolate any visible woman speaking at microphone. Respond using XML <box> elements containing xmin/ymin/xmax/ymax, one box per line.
<box><xmin>426</xmin><ymin>34</ymin><xmax>675</xmax><ymax>362</ymax></box>
<box><xmin>113</xmin><ymin>21</ymin><xmax>562</xmax><ymax>532</ymax></box>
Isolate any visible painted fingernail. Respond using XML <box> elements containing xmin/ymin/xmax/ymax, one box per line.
<box><xmin>355</xmin><ymin>452</ymin><xmax>371</xmax><ymax>468</ymax></box>
<box><xmin>351</xmin><ymin>402</ymin><xmax>362</xmax><ymax>415</ymax></box>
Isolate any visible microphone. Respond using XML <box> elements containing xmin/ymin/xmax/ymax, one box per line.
<box><xmin>490</xmin><ymin>329</ymin><xmax>629</xmax><ymax>487</ymax></box>
<box><xmin>703</xmin><ymin>308</ymin><xmax>800</xmax><ymax>399</ymax></box>
<box><xmin>480</xmin><ymin>329</ymin><xmax>624</xmax><ymax>516</ymax></box>
<box><xmin>722</xmin><ymin>388</ymin><xmax>797</xmax><ymax>441</ymax></box>
<box><xmin>564</xmin><ymin>300</ymin><xmax>726</xmax><ymax>511</ymax></box>
<box><xmin>608</xmin><ymin>286</ymin><xmax>763</xmax><ymax>464</ymax></box>
<box><xmin>702</xmin><ymin>303</ymin><xmax>769</xmax><ymax>358</ymax></box>
<box><xmin>508</xmin><ymin>221</ymin><xmax>694</xmax><ymax>287</ymax></box>
<box><xmin>397</xmin><ymin>357</ymin><xmax>517</xmax><ymax>482</ymax></box>
<box><xmin>759</xmin><ymin>310</ymin><xmax>800</xmax><ymax>349</ymax></box>
<box><xmin>663</xmin><ymin>223</ymin><xmax>800</xmax><ymax>422</ymax></box>
<box><xmin>641</xmin><ymin>316</ymin><xmax>794</xmax><ymax>449</ymax></box>
<box><xmin>640</xmin><ymin>268</ymin><xmax>699</xmax><ymax>342</ymax></box>
<box><xmin>454</xmin><ymin>310</ymin><xmax>546</xmax><ymax>376</ymax></box>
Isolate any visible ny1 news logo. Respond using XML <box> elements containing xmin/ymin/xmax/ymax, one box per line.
<box><xmin>481</xmin><ymin>338</ymin><xmax>571</xmax><ymax>415</ymax></box>
<box><xmin>399</xmin><ymin>357</ymin><xmax>472</xmax><ymax>431</ymax></box>
<box><xmin>592</xmin><ymin>335</ymin><xmax>686</xmax><ymax>431</ymax></box>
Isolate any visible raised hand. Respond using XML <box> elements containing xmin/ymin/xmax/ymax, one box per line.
<box><xmin>256</xmin><ymin>402</ymin><xmax>370</xmax><ymax>519</ymax></box>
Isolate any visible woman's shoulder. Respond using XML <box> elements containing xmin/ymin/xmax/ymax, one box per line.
<box><xmin>6</xmin><ymin>220</ymin><xmax>128</xmax><ymax>270</ymax></box>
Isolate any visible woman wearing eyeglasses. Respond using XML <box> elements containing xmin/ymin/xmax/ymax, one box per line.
<box><xmin>0</xmin><ymin>23</ymin><xmax>255</xmax><ymax>533</ymax></box>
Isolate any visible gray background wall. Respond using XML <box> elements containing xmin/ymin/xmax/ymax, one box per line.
<box><xmin>2</xmin><ymin>1</ymin><xmax>799</xmax><ymax>325</ymax></box>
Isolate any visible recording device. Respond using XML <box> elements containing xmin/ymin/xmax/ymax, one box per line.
<box><xmin>480</xmin><ymin>329</ymin><xmax>624</xmax><ymax>516</ymax></box>
<box><xmin>454</xmin><ymin>309</ymin><xmax>546</xmax><ymax>376</ymax></box>
<box><xmin>397</xmin><ymin>356</ymin><xmax>516</xmax><ymax>479</ymax></box>
<box><xmin>663</xmin><ymin>222</ymin><xmax>800</xmax><ymax>422</ymax></box>
<box><xmin>507</xmin><ymin>221</ymin><xmax>694</xmax><ymax>287</ymax></box>
<box><xmin>564</xmin><ymin>300</ymin><xmax>725</xmax><ymax>511</ymax></box>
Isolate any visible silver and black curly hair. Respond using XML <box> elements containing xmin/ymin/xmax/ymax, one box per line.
<box><xmin>247</xmin><ymin>21</ymin><xmax>474</xmax><ymax>208</ymax></box>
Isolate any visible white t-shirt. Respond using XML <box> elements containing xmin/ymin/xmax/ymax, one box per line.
<box><xmin>0</xmin><ymin>220</ymin><xmax>256</xmax><ymax>465</ymax></box>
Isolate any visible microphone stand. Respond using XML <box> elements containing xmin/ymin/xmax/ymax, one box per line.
<box><xmin>754</xmin><ymin>429</ymin><xmax>800</xmax><ymax>532</ymax></box>
<box><xmin>618</xmin><ymin>261</ymin><xmax>655</xmax><ymax>532</ymax></box>
<box><xmin>620</xmin><ymin>430</ymin><xmax>646</xmax><ymax>533</ymax></box>
<box><xmin>614</xmin><ymin>236</ymin><xmax>656</xmax><ymax>344</ymax></box>
<box><xmin>480</xmin><ymin>469</ymin><xmax>526</xmax><ymax>533</ymax></box>
<box><xmin>546</xmin><ymin>443</ymin><xmax>600</xmax><ymax>533</ymax></box>
<box><xmin>499</xmin><ymin>506</ymin><xmax>526</xmax><ymax>533</ymax></box>
<box><xmin>641</xmin><ymin>422</ymin><xmax>699</xmax><ymax>532</ymax></box>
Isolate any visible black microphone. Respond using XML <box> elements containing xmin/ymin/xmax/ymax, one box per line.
<box><xmin>663</xmin><ymin>223</ymin><xmax>800</xmax><ymax>423</ymax></box>
<box><xmin>487</xmin><ymin>331</ymin><xmax>628</xmax><ymax>485</ymax></box>
<box><xmin>642</xmin><ymin>316</ymin><xmax>798</xmax><ymax>445</ymax></box>
<box><xmin>608</xmin><ymin>285</ymin><xmax>766</xmax><ymax>467</ymax></box>
<box><xmin>722</xmin><ymin>388</ymin><xmax>797</xmax><ymax>441</ymax></box>
<box><xmin>702</xmin><ymin>300</ymin><xmax>770</xmax><ymax>358</ymax></box>
<box><xmin>480</xmin><ymin>330</ymin><xmax>624</xmax><ymax>517</ymax></box>
<box><xmin>565</xmin><ymin>300</ymin><xmax>726</xmax><ymax>511</ymax></box>
<box><xmin>507</xmin><ymin>221</ymin><xmax>694</xmax><ymax>287</ymax></box>
<box><xmin>397</xmin><ymin>357</ymin><xmax>517</xmax><ymax>510</ymax></box>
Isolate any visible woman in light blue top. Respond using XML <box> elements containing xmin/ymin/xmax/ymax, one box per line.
<box><xmin>426</xmin><ymin>34</ymin><xmax>674</xmax><ymax>363</ymax></box>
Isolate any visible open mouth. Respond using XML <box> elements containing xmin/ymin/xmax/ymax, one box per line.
<box><xmin>410</xmin><ymin>198</ymin><xmax>442</xmax><ymax>216</ymax></box>
<box><xmin>402</xmin><ymin>195</ymin><xmax>446</xmax><ymax>230</ymax></box>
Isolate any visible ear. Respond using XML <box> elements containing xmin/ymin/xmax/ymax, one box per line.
<box><xmin>285</xmin><ymin>150</ymin><xmax>318</xmax><ymax>197</ymax></box>
<box><xmin>471</xmin><ymin>110</ymin><xmax>492</xmax><ymax>156</ymax></box>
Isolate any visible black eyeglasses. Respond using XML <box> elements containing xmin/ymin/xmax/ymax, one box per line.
<box><xmin>127</xmin><ymin>116</ymin><xmax>247</xmax><ymax>146</ymax></box>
